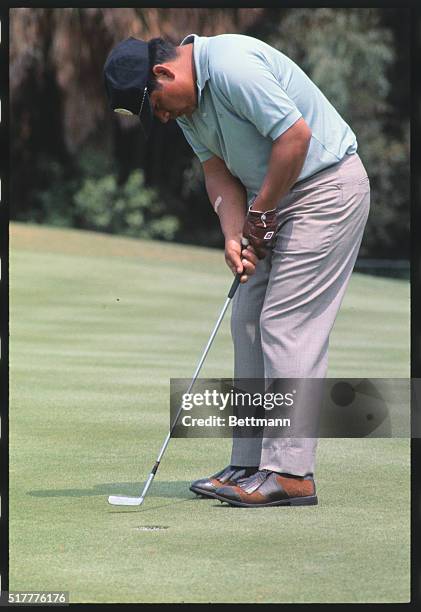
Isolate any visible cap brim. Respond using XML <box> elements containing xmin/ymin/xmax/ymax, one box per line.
<box><xmin>138</xmin><ymin>92</ymin><xmax>154</xmax><ymax>140</ymax></box>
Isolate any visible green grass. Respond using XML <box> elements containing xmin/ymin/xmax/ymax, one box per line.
<box><xmin>9</xmin><ymin>222</ymin><xmax>410</xmax><ymax>603</ymax></box>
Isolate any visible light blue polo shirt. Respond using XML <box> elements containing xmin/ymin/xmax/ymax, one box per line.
<box><xmin>177</xmin><ymin>33</ymin><xmax>357</xmax><ymax>199</ymax></box>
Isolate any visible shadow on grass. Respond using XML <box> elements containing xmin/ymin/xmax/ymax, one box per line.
<box><xmin>27</xmin><ymin>481</ymin><xmax>194</xmax><ymax>499</ymax></box>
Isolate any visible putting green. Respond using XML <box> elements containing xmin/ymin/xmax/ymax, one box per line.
<box><xmin>9</xmin><ymin>222</ymin><xmax>410</xmax><ymax>603</ymax></box>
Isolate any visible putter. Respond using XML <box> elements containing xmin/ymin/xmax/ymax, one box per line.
<box><xmin>108</xmin><ymin>238</ymin><xmax>249</xmax><ymax>506</ymax></box>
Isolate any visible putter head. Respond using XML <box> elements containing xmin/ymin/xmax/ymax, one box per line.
<box><xmin>108</xmin><ymin>495</ymin><xmax>144</xmax><ymax>506</ymax></box>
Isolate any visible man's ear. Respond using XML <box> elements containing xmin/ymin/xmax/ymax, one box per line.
<box><xmin>151</xmin><ymin>64</ymin><xmax>175</xmax><ymax>80</ymax></box>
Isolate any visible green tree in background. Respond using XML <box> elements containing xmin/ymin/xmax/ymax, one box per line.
<box><xmin>263</xmin><ymin>8</ymin><xmax>409</xmax><ymax>258</ymax></box>
<box><xmin>10</xmin><ymin>7</ymin><xmax>409</xmax><ymax>258</ymax></box>
<box><xmin>74</xmin><ymin>169</ymin><xmax>179</xmax><ymax>240</ymax></box>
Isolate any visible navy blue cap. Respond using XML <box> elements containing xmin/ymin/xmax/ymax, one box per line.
<box><xmin>103</xmin><ymin>37</ymin><xmax>154</xmax><ymax>138</ymax></box>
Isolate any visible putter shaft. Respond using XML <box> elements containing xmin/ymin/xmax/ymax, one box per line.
<box><xmin>138</xmin><ymin>292</ymin><xmax>234</xmax><ymax>503</ymax></box>
<box><xmin>109</xmin><ymin>239</ymin><xmax>248</xmax><ymax>506</ymax></box>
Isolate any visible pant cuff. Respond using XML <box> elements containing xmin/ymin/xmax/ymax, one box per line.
<box><xmin>259</xmin><ymin>462</ymin><xmax>315</xmax><ymax>477</ymax></box>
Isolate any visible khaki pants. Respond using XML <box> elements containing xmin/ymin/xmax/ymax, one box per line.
<box><xmin>230</xmin><ymin>153</ymin><xmax>370</xmax><ymax>475</ymax></box>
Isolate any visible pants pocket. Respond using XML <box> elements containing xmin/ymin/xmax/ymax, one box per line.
<box><xmin>275</xmin><ymin>186</ymin><xmax>342</xmax><ymax>256</ymax></box>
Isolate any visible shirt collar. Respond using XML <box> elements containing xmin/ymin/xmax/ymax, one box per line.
<box><xmin>180</xmin><ymin>33</ymin><xmax>210</xmax><ymax>104</ymax></box>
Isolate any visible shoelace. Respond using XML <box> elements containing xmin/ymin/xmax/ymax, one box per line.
<box><xmin>217</xmin><ymin>466</ymin><xmax>238</xmax><ymax>483</ymax></box>
<box><xmin>238</xmin><ymin>469</ymin><xmax>272</xmax><ymax>494</ymax></box>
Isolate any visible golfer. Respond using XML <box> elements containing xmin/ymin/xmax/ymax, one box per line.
<box><xmin>103</xmin><ymin>33</ymin><xmax>370</xmax><ymax>507</ymax></box>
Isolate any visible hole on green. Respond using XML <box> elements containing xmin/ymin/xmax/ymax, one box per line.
<box><xmin>134</xmin><ymin>526</ymin><xmax>169</xmax><ymax>532</ymax></box>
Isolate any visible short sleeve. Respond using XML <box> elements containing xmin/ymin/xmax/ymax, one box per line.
<box><xmin>212</xmin><ymin>56</ymin><xmax>302</xmax><ymax>141</ymax></box>
<box><xmin>176</xmin><ymin>117</ymin><xmax>214</xmax><ymax>163</ymax></box>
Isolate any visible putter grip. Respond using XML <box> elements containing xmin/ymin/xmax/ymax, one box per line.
<box><xmin>228</xmin><ymin>273</ymin><xmax>241</xmax><ymax>299</ymax></box>
<box><xmin>227</xmin><ymin>237</ymin><xmax>249</xmax><ymax>299</ymax></box>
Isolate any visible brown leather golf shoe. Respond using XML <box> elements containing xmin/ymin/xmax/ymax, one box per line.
<box><xmin>214</xmin><ymin>469</ymin><xmax>318</xmax><ymax>507</ymax></box>
<box><xmin>190</xmin><ymin>465</ymin><xmax>259</xmax><ymax>499</ymax></box>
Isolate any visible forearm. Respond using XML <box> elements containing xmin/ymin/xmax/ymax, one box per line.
<box><xmin>202</xmin><ymin>156</ymin><xmax>259</xmax><ymax>281</ymax></box>
<box><xmin>251</xmin><ymin>118</ymin><xmax>311</xmax><ymax>212</ymax></box>
<box><xmin>204</xmin><ymin>167</ymin><xmax>247</xmax><ymax>241</ymax></box>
